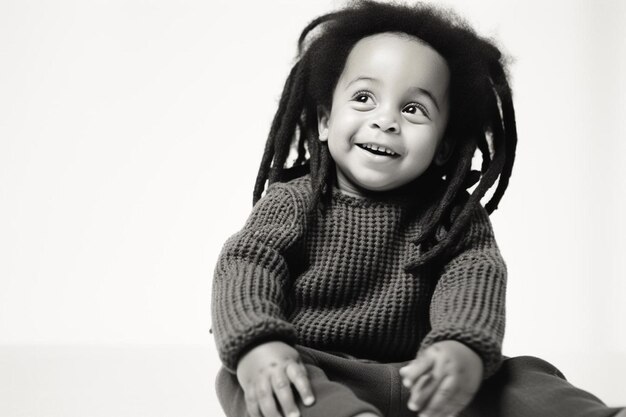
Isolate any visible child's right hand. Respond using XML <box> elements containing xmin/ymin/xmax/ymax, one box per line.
<box><xmin>236</xmin><ymin>340</ymin><xmax>315</xmax><ymax>417</ymax></box>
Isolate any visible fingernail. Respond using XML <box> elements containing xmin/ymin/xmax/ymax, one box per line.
<box><xmin>288</xmin><ymin>412</ymin><xmax>300</xmax><ymax>417</ymax></box>
<box><xmin>408</xmin><ymin>402</ymin><xmax>418</xmax><ymax>411</ymax></box>
<box><xmin>402</xmin><ymin>378</ymin><xmax>411</xmax><ymax>387</ymax></box>
<box><xmin>303</xmin><ymin>396</ymin><xmax>314</xmax><ymax>406</ymax></box>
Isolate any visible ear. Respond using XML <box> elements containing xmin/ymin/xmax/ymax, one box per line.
<box><xmin>317</xmin><ymin>105</ymin><xmax>330</xmax><ymax>142</ymax></box>
<box><xmin>434</xmin><ymin>138</ymin><xmax>454</xmax><ymax>166</ymax></box>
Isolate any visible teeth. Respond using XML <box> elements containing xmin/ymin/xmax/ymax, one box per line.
<box><xmin>360</xmin><ymin>143</ymin><xmax>397</xmax><ymax>156</ymax></box>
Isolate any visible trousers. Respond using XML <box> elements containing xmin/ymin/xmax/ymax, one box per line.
<box><xmin>216</xmin><ymin>344</ymin><xmax>623</xmax><ymax>417</ymax></box>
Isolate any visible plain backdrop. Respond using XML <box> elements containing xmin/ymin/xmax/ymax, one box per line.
<box><xmin>1</xmin><ymin>0</ymin><xmax>625</xmax><ymax>415</ymax></box>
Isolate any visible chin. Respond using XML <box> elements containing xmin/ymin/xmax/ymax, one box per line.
<box><xmin>361</xmin><ymin>183</ymin><xmax>395</xmax><ymax>192</ymax></box>
<box><xmin>355</xmin><ymin>178</ymin><xmax>402</xmax><ymax>193</ymax></box>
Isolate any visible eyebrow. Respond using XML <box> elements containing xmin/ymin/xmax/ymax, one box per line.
<box><xmin>345</xmin><ymin>76</ymin><xmax>441</xmax><ymax>112</ymax></box>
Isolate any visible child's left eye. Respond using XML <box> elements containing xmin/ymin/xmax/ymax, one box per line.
<box><xmin>403</xmin><ymin>103</ymin><xmax>429</xmax><ymax>118</ymax></box>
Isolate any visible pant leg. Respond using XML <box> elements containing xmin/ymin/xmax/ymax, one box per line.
<box><xmin>462</xmin><ymin>356</ymin><xmax>624</xmax><ymax>417</ymax></box>
<box><xmin>297</xmin><ymin>345</ymin><xmax>416</xmax><ymax>417</ymax></box>
<box><xmin>214</xmin><ymin>344</ymin><xmax>384</xmax><ymax>417</ymax></box>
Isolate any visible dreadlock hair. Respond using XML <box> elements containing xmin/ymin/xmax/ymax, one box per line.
<box><xmin>252</xmin><ymin>0</ymin><xmax>517</xmax><ymax>272</ymax></box>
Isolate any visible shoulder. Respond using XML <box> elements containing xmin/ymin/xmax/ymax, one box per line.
<box><xmin>463</xmin><ymin>201</ymin><xmax>494</xmax><ymax>238</ymax></box>
<box><xmin>445</xmin><ymin>191</ymin><xmax>494</xmax><ymax>235</ymax></box>
<box><xmin>247</xmin><ymin>175</ymin><xmax>314</xmax><ymax>227</ymax></box>
<box><xmin>453</xmin><ymin>200</ymin><xmax>501</xmax><ymax>257</ymax></box>
<box><xmin>275</xmin><ymin>174</ymin><xmax>313</xmax><ymax>202</ymax></box>
<box><xmin>435</xmin><ymin>193</ymin><xmax>499</xmax><ymax>256</ymax></box>
<box><xmin>262</xmin><ymin>175</ymin><xmax>314</xmax><ymax>210</ymax></box>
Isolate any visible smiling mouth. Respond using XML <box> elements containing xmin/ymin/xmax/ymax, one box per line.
<box><xmin>356</xmin><ymin>143</ymin><xmax>399</xmax><ymax>157</ymax></box>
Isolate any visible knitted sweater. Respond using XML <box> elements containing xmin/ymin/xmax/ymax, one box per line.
<box><xmin>211</xmin><ymin>175</ymin><xmax>507</xmax><ymax>377</ymax></box>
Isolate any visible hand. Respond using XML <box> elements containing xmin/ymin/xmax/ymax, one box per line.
<box><xmin>399</xmin><ymin>340</ymin><xmax>483</xmax><ymax>417</ymax></box>
<box><xmin>236</xmin><ymin>341</ymin><xmax>315</xmax><ymax>417</ymax></box>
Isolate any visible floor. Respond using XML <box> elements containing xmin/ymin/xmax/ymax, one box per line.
<box><xmin>0</xmin><ymin>344</ymin><xmax>223</xmax><ymax>417</ymax></box>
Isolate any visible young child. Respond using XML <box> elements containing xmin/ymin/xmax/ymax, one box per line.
<box><xmin>211</xmin><ymin>2</ymin><xmax>625</xmax><ymax>417</ymax></box>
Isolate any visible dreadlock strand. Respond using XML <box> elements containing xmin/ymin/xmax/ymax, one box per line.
<box><xmin>253</xmin><ymin>133</ymin><xmax>277</xmax><ymax>205</ymax></box>
<box><xmin>318</xmin><ymin>144</ymin><xmax>332</xmax><ymax>198</ymax></box>
<box><xmin>308</xmin><ymin>141</ymin><xmax>322</xmax><ymax>203</ymax></box>
<box><xmin>413</xmin><ymin>138</ymin><xmax>475</xmax><ymax>246</ymax></box>
<box><xmin>406</xmin><ymin>138</ymin><xmax>506</xmax><ymax>271</ymax></box>
<box><xmin>253</xmin><ymin>62</ymin><xmax>302</xmax><ymax>204</ymax></box>
<box><xmin>477</xmin><ymin>134</ymin><xmax>491</xmax><ymax>173</ymax></box>
<box><xmin>293</xmin><ymin>119</ymin><xmax>308</xmax><ymax>167</ymax></box>
<box><xmin>268</xmin><ymin>61</ymin><xmax>307</xmax><ymax>185</ymax></box>
<box><xmin>485</xmin><ymin>65</ymin><xmax>517</xmax><ymax>213</ymax></box>
<box><xmin>309</xmin><ymin>143</ymin><xmax>332</xmax><ymax>211</ymax></box>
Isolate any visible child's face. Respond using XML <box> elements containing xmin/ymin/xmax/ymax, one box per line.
<box><xmin>318</xmin><ymin>32</ymin><xmax>450</xmax><ymax>197</ymax></box>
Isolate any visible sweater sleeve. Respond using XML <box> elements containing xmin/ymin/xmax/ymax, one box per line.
<box><xmin>211</xmin><ymin>183</ymin><xmax>303</xmax><ymax>373</ymax></box>
<box><xmin>419</xmin><ymin>204</ymin><xmax>507</xmax><ymax>378</ymax></box>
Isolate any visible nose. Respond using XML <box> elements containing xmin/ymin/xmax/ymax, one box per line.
<box><xmin>370</xmin><ymin>109</ymin><xmax>400</xmax><ymax>133</ymax></box>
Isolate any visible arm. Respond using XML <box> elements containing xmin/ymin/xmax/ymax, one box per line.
<box><xmin>211</xmin><ymin>183</ymin><xmax>305</xmax><ymax>373</ymax></box>
<box><xmin>420</xmin><ymin>203</ymin><xmax>507</xmax><ymax>378</ymax></box>
<box><xmin>399</xmin><ymin>204</ymin><xmax>506</xmax><ymax>416</ymax></box>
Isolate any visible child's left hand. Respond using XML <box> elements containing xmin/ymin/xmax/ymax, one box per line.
<box><xmin>399</xmin><ymin>340</ymin><xmax>483</xmax><ymax>417</ymax></box>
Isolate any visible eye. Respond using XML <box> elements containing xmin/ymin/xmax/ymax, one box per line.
<box><xmin>352</xmin><ymin>90</ymin><xmax>374</xmax><ymax>104</ymax></box>
<box><xmin>402</xmin><ymin>102</ymin><xmax>430</xmax><ymax>119</ymax></box>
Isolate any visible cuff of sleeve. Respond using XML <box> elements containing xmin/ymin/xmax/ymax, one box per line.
<box><xmin>215</xmin><ymin>319</ymin><xmax>298</xmax><ymax>373</ymax></box>
<box><xmin>419</xmin><ymin>326</ymin><xmax>503</xmax><ymax>378</ymax></box>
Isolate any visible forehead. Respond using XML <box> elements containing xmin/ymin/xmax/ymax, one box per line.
<box><xmin>338</xmin><ymin>32</ymin><xmax>450</xmax><ymax>99</ymax></box>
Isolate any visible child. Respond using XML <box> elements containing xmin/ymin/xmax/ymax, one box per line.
<box><xmin>211</xmin><ymin>2</ymin><xmax>625</xmax><ymax>417</ymax></box>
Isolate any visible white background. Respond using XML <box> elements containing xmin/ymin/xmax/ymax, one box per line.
<box><xmin>1</xmin><ymin>0</ymin><xmax>624</xmax><ymax>415</ymax></box>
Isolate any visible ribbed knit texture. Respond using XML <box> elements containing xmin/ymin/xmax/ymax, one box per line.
<box><xmin>211</xmin><ymin>176</ymin><xmax>507</xmax><ymax>377</ymax></box>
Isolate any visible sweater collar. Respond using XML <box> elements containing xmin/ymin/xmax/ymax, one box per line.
<box><xmin>329</xmin><ymin>174</ymin><xmax>445</xmax><ymax>209</ymax></box>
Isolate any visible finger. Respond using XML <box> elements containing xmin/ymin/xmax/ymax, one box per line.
<box><xmin>243</xmin><ymin>387</ymin><xmax>262</xmax><ymax>417</ymax></box>
<box><xmin>285</xmin><ymin>360</ymin><xmax>315</xmax><ymax>406</ymax></box>
<box><xmin>420</xmin><ymin>375</ymin><xmax>467</xmax><ymax>417</ymax></box>
<box><xmin>256</xmin><ymin>377</ymin><xmax>282</xmax><ymax>417</ymax></box>
<box><xmin>399</xmin><ymin>355</ymin><xmax>434</xmax><ymax>387</ymax></box>
<box><xmin>407</xmin><ymin>372</ymin><xmax>438</xmax><ymax>412</ymax></box>
<box><xmin>271</xmin><ymin>370</ymin><xmax>301</xmax><ymax>417</ymax></box>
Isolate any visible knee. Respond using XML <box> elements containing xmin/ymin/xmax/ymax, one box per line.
<box><xmin>504</xmin><ymin>355</ymin><xmax>566</xmax><ymax>380</ymax></box>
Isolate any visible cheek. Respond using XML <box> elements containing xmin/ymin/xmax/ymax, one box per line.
<box><xmin>328</xmin><ymin>109</ymin><xmax>363</xmax><ymax>136</ymax></box>
<box><xmin>404</xmin><ymin>132</ymin><xmax>442</xmax><ymax>163</ymax></box>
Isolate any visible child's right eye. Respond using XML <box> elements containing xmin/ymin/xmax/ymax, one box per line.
<box><xmin>352</xmin><ymin>90</ymin><xmax>373</xmax><ymax>104</ymax></box>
